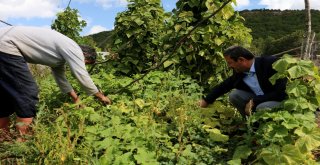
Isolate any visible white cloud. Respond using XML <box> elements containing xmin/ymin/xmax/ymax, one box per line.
<box><xmin>96</xmin><ymin>0</ymin><xmax>128</xmax><ymax>9</ymax></box>
<box><xmin>73</xmin><ymin>0</ymin><xmax>127</xmax><ymax>9</ymax></box>
<box><xmin>0</xmin><ymin>0</ymin><xmax>61</xmax><ymax>20</ymax></box>
<box><xmin>235</xmin><ymin>0</ymin><xmax>250</xmax><ymax>8</ymax></box>
<box><xmin>259</xmin><ymin>0</ymin><xmax>320</xmax><ymax>10</ymax></box>
<box><xmin>87</xmin><ymin>25</ymin><xmax>108</xmax><ymax>35</ymax></box>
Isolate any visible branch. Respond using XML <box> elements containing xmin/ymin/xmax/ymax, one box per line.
<box><xmin>88</xmin><ymin>60</ymin><xmax>110</xmax><ymax>73</ymax></box>
<box><xmin>67</xmin><ymin>0</ymin><xmax>72</xmax><ymax>8</ymax></box>
<box><xmin>271</xmin><ymin>46</ymin><xmax>301</xmax><ymax>57</ymax></box>
<box><xmin>0</xmin><ymin>20</ymin><xmax>12</xmax><ymax>26</ymax></box>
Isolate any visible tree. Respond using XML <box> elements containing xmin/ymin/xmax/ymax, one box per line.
<box><xmin>112</xmin><ymin>0</ymin><xmax>167</xmax><ymax>75</ymax></box>
<box><xmin>302</xmin><ymin>0</ymin><xmax>312</xmax><ymax>59</ymax></box>
<box><xmin>51</xmin><ymin>6</ymin><xmax>87</xmax><ymax>43</ymax></box>
<box><xmin>164</xmin><ymin>0</ymin><xmax>252</xmax><ymax>88</ymax></box>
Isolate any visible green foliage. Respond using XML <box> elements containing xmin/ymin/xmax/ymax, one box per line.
<box><xmin>112</xmin><ymin>0</ymin><xmax>168</xmax><ymax>75</ymax></box>
<box><xmin>111</xmin><ymin>0</ymin><xmax>251</xmax><ymax>89</ymax></box>
<box><xmin>51</xmin><ymin>7</ymin><xmax>87</xmax><ymax>43</ymax></box>
<box><xmin>1</xmin><ymin>69</ymin><xmax>243</xmax><ymax>164</ymax></box>
<box><xmin>162</xmin><ymin>0</ymin><xmax>252</xmax><ymax>89</ymax></box>
<box><xmin>228</xmin><ymin>55</ymin><xmax>320</xmax><ymax>164</ymax></box>
<box><xmin>3</xmin><ymin>54</ymin><xmax>320</xmax><ymax>165</ymax></box>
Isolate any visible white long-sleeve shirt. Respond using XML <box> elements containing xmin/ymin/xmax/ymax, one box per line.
<box><xmin>0</xmin><ymin>26</ymin><xmax>98</xmax><ymax>95</ymax></box>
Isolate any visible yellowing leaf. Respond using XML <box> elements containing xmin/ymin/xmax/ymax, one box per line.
<box><xmin>174</xmin><ymin>24</ymin><xmax>182</xmax><ymax>32</ymax></box>
<box><xmin>134</xmin><ymin>98</ymin><xmax>145</xmax><ymax>109</ymax></box>
<box><xmin>163</xmin><ymin>61</ymin><xmax>174</xmax><ymax>68</ymax></box>
<box><xmin>203</xmin><ymin>125</ymin><xmax>229</xmax><ymax>142</ymax></box>
<box><xmin>295</xmin><ymin>127</ymin><xmax>320</xmax><ymax>153</ymax></box>
<box><xmin>214</xmin><ymin>37</ymin><xmax>223</xmax><ymax>46</ymax></box>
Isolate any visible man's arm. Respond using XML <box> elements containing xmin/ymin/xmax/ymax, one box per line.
<box><xmin>60</xmin><ymin>46</ymin><xmax>113</xmax><ymax>105</ymax></box>
<box><xmin>51</xmin><ymin>66</ymin><xmax>74</xmax><ymax>94</ymax></box>
<box><xmin>200</xmin><ymin>75</ymin><xmax>236</xmax><ymax>107</ymax></box>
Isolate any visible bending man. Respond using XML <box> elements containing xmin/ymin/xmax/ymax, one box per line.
<box><xmin>0</xmin><ymin>26</ymin><xmax>111</xmax><ymax>139</ymax></box>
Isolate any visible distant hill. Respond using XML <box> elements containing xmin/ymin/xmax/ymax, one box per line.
<box><xmin>86</xmin><ymin>30</ymin><xmax>114</xmax><ymax>50</ymax></box>
<box><xmin>239</xmin><ymin>9</ymin><xmax>320</xmax><ymax>40</ymax></box>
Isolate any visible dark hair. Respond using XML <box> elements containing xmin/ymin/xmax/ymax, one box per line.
<box><xmin>79</xmin><ymin>45</ymin><xmax>97</xmax><ymax>63</ymax></box>
<box><xmin>223</xmin><ymin>45</ymin><xmax>254</xmax><ymax>61</ymax></box>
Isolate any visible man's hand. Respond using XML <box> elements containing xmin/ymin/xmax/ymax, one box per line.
<box><xmin>199</xmin><ymin>99</ymin><xmax>209</xmax><ymax>108</ymax></box>
<box><xmin>68</xmin><ymin>90</ymin><xmax>80</xmax><ymax>103</ymax></box>
<box><xmin>245</xmin><ymin>99</ymin><xmax>253</xmax><ymax>116</ymax></box>
<box><xmin>94</xmin><ymin>92</ymin><xmax>112</xmax><ymax>105</ymax></box>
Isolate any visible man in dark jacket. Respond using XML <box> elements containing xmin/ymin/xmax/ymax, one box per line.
<box><xmin>199</xmin><ymin>46</ymin><xmax>287</xmax><ymax>116</ymax></box>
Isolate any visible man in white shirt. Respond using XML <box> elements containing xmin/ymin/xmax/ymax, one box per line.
<box><xmin>0</xmin><ymin>26</ymin><xmax>111</xmax><ymax>140</ymax></box>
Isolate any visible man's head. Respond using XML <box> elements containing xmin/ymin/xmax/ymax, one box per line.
<box><xmin>223</xmin><ymin>46</ymin><xmax>255</xmax><ymax>73</ymax></box>
<box><xmin>80</xmin><ymin>45</ymin><xmax>97</xmax><ymax>64</ymax></box>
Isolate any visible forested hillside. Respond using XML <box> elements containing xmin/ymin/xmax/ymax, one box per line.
<box><xmin>240</xmin><ymin>9</ymin><xmax>320</xmax><ymax>40</ymax></box>
<box><xmin>87</xmin><ymin>30</ymin><xmax>114</xmax><ymax>50</ymax></box>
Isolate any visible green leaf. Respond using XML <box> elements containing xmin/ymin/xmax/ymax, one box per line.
<box><xmin>134</xmin><ymin>98</ymin><xmax>145</xmax><ymax>109</ymax></box>
<box><xmin>258</xmin><ymin>144</ymin><xmax>305</xmax><ymax>164</ymax></box>
<box><xmin>88</xmin><ymin>112</ymin><xmax>102</xmax><ymax>123</ymax></box>
<box><xmin>286</xmin><ymin>81</ymin><xmax>308</xmax><ymax>97</ymax></box>
<box><xmin>272</xmin><ymin>56</ymin><xmax>297</xmax><ymax>73</ymax></box>
<box><xmin>295</xmin><ymin>127</ymin><xmax>320</xmax><ymax>153</ymax></box>
<box><xmin>186</xmin><ymin>55</ymin><xmax>193</xmax><ymax>63</ymax></box>
<box><xmin>174</xmin><ymin>24</ymin><xmax>182</xmax><ymax>32</ymax></box>
<box><xmin>203</xmin><ymin>125</ymin><xmax>229</xmax><ymax>142</ymax></box>
<box><xmin>163</xmin><ymin>60</ymin><xmax>174</xmax><ymax>68</ymax></box>
<box><xmin>134</xmin><ymin>148</ymin><xmax>158</xmax><ymax>165</ymax></box>
<box><xmin>214</xmin><ymin>37</ymin><xmax>223</xmax><ymax>46</ymax></box>
<box><xmin>134</xmin><ymin>18</ymin><xmax>144</xmax><ymax>25</ymax></box>
<box><xmin>283</xmin><ymin>98</ymin><xmax>299</xmax><ymax>110</ymax></box>
<box><xmin>282</xmin><ymin>119</ymin><xmax>300</xmax><ymax>129</ymax></box>
<box><xmin>233</xmin><ymin>145</ymin><xmax>252</xmax><ymax>160</ymax></box>
<box><xmin>287</xmin><ymin>61</ymin><xmax>314</xmax><ymax>79</ymax></box>
<box><xmin>114</xmin><ymin>39</ymin><xmax>122</xmax><ymax>44</ymax></box>
<box><xmin>178</xmin><ymin>11</ymin><xmax>193</xmax><ymax>18</ymax></box>
<box><xmin>227</xmin><ymin>159</ymin><xmax>241</xmax><ymax>165</ymax></box>
<box><xmin>114</xmin><ymin>152</ymin><xmax>134</xmax><ymax>164</ymax></box>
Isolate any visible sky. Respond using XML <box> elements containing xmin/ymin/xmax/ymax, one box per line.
<box><xmin>0</xmin><ymin>0</ymin><xmax>319</xmax><ymax>36</ymax></box>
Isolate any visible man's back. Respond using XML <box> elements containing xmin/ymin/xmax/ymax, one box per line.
<box><xmin>0</xmin><ymin>26</ymin><xmax>98</xmax><ymax>95</ymax></box>
<box><xmin>0</xmin><ymin>26</ymin><xmax>81</xmax><ymax>67</ymax></box>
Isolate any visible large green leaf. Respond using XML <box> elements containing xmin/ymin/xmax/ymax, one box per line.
<box><xmin>259</xmin><ymin>144</ymin><xmax>306</xmax><ymax>164</ymax></box>
<box><xmin>272</xmin><ymin>55</ymin><xmax>297</xmax><ymax>73</ymax></box>
<box><xmin>163</xmin><ymin>60</ymin><xmax>174</xmax><ymax>68</ymax></box>
<box><xmin>287</xmin><ymin>60</ymin><xmax>314</xmax><ymax>79</ymax></box>
<box><xmin>134</xmin><ymin>18</ymin><xmax>144</xmax><ymax>26</ymax></box>
<box><xmin>232</xmin><ymin>145</ymin><xmax>252</xmax><ymax>160</ymax></box>
<box><xmin>203</xmin><ymin>125</ymin><xmax>229</xmax><ymax>142</ymax></box>
<box><xmin>295</xmin><ymin>127</ymin><xmax>320</xmax><ymax>153</ymax></box>
<box><xmin>286</xmin><ymin>81</ymin><xmax>308</xmax><ymax>97</ymax></box>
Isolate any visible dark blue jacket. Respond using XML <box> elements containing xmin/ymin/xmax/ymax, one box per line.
<box><xmin>203</xmin><ymin>56</ymin><xmax>287</xmax><ymax>107</ymax></box>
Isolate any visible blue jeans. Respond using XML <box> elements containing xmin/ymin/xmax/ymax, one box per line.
<box><xmin>0</xmin><ymin>52</ymin><xmax>39</xmax><ymax>118</ymax></box>
<box><xmin>229</xmin><ymin>89</ymin><xmax>280</xmax><ymax>116</ymax></box>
